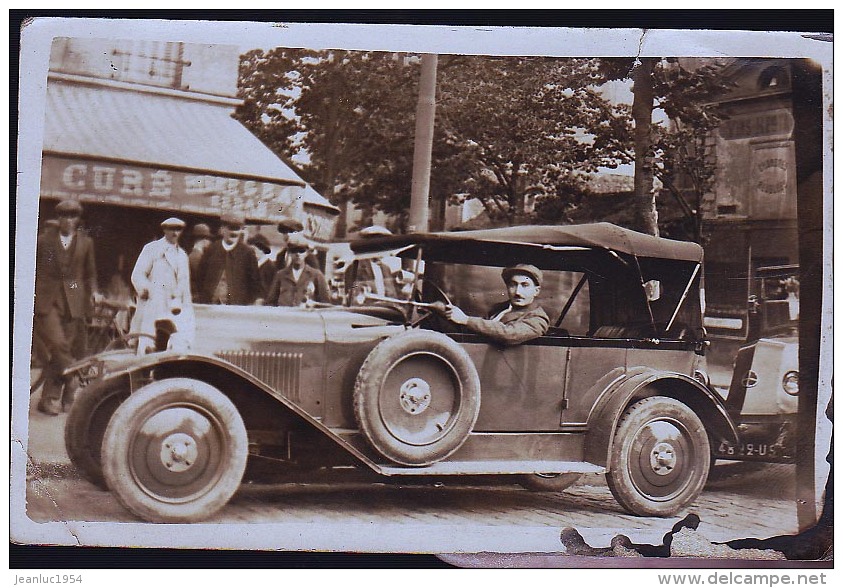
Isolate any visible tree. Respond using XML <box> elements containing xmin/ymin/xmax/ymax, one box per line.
<box><xmin>594</xmin><ymin>57</ymin><xmax>732</xmax><ymax>239</ymax></box>
<box><xmin>435</xmin><ymin>56</ymin><xmax>629</xmax><ymax>226</ymax></box>
<box><xmin>236</xmin><ymin>49</ymin><xmax>420</xmax><ymax>237</ymax></box>
<box><xmin>237</xmin><ymin>51</ymin><xmax>631</xmax><ymax>233</ymax></box>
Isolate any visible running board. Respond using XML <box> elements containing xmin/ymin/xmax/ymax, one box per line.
<box><xmin>375</xmin><ymin>460</ymin><xmax>605</xmax><ymax>477</ymax></box>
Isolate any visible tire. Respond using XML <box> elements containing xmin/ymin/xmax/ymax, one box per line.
<box><xmin>354</xmin><ymin>330</ymin><xmax>481</xmax><ymax>466</ymax></box>
<box><xmin>606</xmin><ymin>396</ymin><xmax>711</xmax><ymax>517</ymax></box>
<box><xmin>64</xmin><ymin>377</ymin><xmax>130</xmax><ymax>489</ymax></box>
<box><xmin>519</xmin><ymin>473</ymin><xmax>582</xmax><ymax>492</ymax></box>
<box><xmin>101</xmin><ymin>378</ymin><xmax>248</xmax><ymax>523</ymax></box>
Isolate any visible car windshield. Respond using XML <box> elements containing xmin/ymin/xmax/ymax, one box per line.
<box><xmin>344</xmin><ymin>243</ymin><xmax>703</xmax><ymax>340</ymax></box>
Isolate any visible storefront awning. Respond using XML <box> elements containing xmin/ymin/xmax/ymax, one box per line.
<box><xmin>44</xmin><ymin>77</ymin><xmax>309</xmax><ymax>188</ymax></box>
<box><xmin>40</xmin><ymin>76</ymin><xmax>339</xmax><ymax>239</ymax></box>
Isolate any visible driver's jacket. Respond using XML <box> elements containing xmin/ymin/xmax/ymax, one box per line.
<box><xmin>465</xmin><ymin>301</ymin><xmax>549</xmax><ymax>345</ymax></box>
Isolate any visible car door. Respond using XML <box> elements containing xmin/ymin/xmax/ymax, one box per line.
<box><xmin>459</xmin><ymin>334</ymin><xmax>569</xmax><ymax>431</ymax></box>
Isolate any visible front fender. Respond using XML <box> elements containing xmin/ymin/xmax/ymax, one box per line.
<box><xmin>90</xmin><ymin>353</ymin><xmax>386</xmax><ymax>471</ymax></box>
<box><xmin>584</xmin><ymin>368</ymin><xmax>739</xmax><ymax>468</ymax></box>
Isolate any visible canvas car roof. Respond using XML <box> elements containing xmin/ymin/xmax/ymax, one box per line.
<box><xmin>350</xmin><ymin>222</ymin><xmax>703</xmax><ymax>263</ymax></box>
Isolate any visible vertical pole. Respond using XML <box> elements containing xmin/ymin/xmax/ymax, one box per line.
<box><xmin>408</xmin><ymin>54</ymin><xmax>438</xmax><ymax>234</ymax></box>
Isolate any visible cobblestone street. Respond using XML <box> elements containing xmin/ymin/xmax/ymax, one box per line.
<box><xmin>18</xmin><ymin>401</ymin><xmax>802</xmax><ymax>554</ymax></box>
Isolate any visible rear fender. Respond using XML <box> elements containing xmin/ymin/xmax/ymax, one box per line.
<box><xmin>97</xmin><ymin>353</ymin><xmax>381</xmax><ymax>470</ymax></box>
<box><xmin>584</xmin><ymin>368</ymin><xmax>739</xmax><ymax>468</ymax></box>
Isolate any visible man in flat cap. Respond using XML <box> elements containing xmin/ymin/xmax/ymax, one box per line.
<box><xmin>130</xmin><ymin>217</ymin><xmax>195</xmax><ymax>354</ymax></box>
<box><xmin>33</xmin><ymin>199</ymin><xmax>100</xmax><ymax>414</ymax></box>
<box><xmin>266</xmin><ymin>234</ymin><xmax>330</xmax><ymax>307</ymax></box>
<box><xmin>275</xmin><ymin>217</ymin><xmax>320</xmax><ymax>271</ymax></box>
<box><xmin>196</xmin><ymin>212</ymin><xmax>263</xmax><ymax>305</ymax></box>
<box><xmin>438</xmin><ymin>264</ymin><xmax>549</xmax><ymax>345</ymax></box>
<box><xmin>188</xmin><ymin>223</ymin><xmax>213</xmax><ymax>301</ymax></box>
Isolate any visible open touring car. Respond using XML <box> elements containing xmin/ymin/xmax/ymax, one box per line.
<box><xmin>64</xmin><ymin>223</ymin><xmax>751</xmax><ymax>523</ymax></box>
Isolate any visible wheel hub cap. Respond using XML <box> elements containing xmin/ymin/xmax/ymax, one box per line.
<box><xmin>649</xmin><ymin>441</ymin><xmax>677</xmax><ymax>475</ymax></box>
<box><xmin>160</xmin><ymin>432</ymin><xmax>199</xmax><ymax>472</ymax></box>
<box><xmin>399</xmin><ymin>378</ymin><xmax>432</xmax><ymax>415</ymax></box>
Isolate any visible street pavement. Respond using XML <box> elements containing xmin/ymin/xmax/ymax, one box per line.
<box><xmin>16</xmin><ymin>388</ymin><xmax>803</xmax><ymax>555</ymax></box>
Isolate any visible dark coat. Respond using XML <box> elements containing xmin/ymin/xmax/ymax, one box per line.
<box><xmin>257</xmin><ymin>259</ymin><xmax>277</xmax><ymax>299</ymax></box>
<box><xmin>34</xmin><ymin>229</ymin><xmax>98</xmax><ymax>319</ymax></box>
<box><xmin>266</xmin><ymin>264</ymin><xmax>330</xmax><ymax>307</ymax></box>
<box><xmin>464</xmin><ymin>301</ymin><xmax>550</xmax><ymax>345</ymax></box>
<box><xmin>196</xmin><ymin>241</ymin><xmax>262</xmax><ymax>305</ymax></box>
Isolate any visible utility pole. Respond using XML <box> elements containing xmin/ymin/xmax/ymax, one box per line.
<box><xmin>408</xmin><ymin>54</ymin><xmax>437</xmax><ymax>233</ymax></box>
<box><xmin>632</xmin><ymin>57</ymin><xmax>659</xmax><ymax>237</ymax></box>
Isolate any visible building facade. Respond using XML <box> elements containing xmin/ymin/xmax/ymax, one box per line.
<box><xmin>698</xmin><ymin>58</ymin><xmax>803</xmax><ymax>364</ymax></box>
<box><xmin>40</xmin><ymin>37</ymin><xmax>339</xmax><ymax>288</ymax></box>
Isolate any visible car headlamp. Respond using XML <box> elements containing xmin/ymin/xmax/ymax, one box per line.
<box><xmin>782</xmin><ymin>370</ymin><xmax>799</xmax><ymax>396</ymax></box>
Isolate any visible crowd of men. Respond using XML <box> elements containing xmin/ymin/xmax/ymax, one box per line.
<box><xmin>32</xmin><ymin>201</ymin><xmax>329</xmax><ymax>415</ymax></box>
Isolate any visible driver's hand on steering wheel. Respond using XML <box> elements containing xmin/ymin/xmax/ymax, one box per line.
<box><xmin>443</xmin><ymin>304</ymin><xmax>469</xmax><ymax>325</ymax></box>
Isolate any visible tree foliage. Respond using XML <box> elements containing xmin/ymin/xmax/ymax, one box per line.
<box><xmin>236</xmin><ymin>50</ymin><xmax>631</xmax><ymax>233</ymax></box>
<box><xmin>593</xmin><ymin>57</ymin><xmax>732</xmax><ymax>239</ymax></box>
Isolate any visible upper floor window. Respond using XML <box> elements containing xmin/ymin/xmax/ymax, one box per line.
<box><xmin>109</xmin><ymin>40</ymin><xmax>190</xmax><ymax>90</ymax></box>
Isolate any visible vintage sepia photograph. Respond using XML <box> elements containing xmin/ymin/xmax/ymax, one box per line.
<box><xmin>11</xmin><ymin>16</ymin><xmax>832</xmax><ymax>565</ymax></box>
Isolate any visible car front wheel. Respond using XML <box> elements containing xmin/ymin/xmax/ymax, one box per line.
<box><xmin>101</xmin><ymin>378</ymin><xmax>248</xmax><ymax>523</ymax></box>
<box><xmin>606</xmin><ymin>396</ymin><xmax>710</xmax><ymax>517</ymax></box>
<box><xmin>64</xmin><ymin>376</ymin><xmax>130</xmax><ymax>489</ymax></box>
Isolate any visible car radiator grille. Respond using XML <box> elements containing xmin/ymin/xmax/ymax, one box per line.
<box><xmin>214</xmin><ymin>350</ymin><xmax>302</xmax><ymax>401</ymax></box>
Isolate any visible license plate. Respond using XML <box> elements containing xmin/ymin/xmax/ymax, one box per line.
<box><xmin>717</xmin><ymin>441</ymin><xmax>774</xmax><ymax>458</ymax></box>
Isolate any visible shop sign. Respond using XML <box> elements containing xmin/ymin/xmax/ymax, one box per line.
<box><xmin>40</xmin><ymin>156</ymin><xmax>305</xmax><ymax>223</ymax></box>
<box><xmin>303</xmin><ymin>207</ymin><xmax>337</xmax><ymax>242</ymax></box>
<box><xmin>719</xmin><ymin>110</ymin><xmax>794</xmax><ymax>141</ymax></box>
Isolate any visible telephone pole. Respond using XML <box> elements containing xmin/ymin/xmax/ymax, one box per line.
<box><xmin>408</xmin><ymin>54</ymin><xmax>438</xmax><ymax>233</ymax></box>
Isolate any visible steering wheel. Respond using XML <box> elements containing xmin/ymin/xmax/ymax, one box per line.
<box><xmin>408</xmin><ymin>279</ymin><xmax>452</xmax><ymax>329</ymax></box>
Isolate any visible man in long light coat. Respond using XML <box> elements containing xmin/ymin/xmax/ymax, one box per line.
<box><xmin>130</xmin><ymin>217</ymin><xmax>195</xmax><ymax>354</ymax></box>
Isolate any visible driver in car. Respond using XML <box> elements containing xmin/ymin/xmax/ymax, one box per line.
<box><xmin>438</xmin><ymin>264</ymin><xmax>549</xmax><ymax>345</ymax></box>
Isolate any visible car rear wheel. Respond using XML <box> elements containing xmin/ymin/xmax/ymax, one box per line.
<box><xmin>606</xmin><ymin>396</ymin><xmax>710</xmax><ymax>517</ymax></box>
<box><xmin>64</xmin><ymin>377</ymin><xmax>130</xmax><ymax>489</ymax></box>
<box><xmin>354</xmin><ymin>330</ymin><xmax>481</xmax><ymax>466</ymax></box>
<box><xmin>101</xmin><ymin>378</ymin><xmax>248</xmax><ymax>523</ymax></box>
<box><xmin>519</xmin><ymin>472</ymin><xmax>582</xmax><ymax>493</ymax></box>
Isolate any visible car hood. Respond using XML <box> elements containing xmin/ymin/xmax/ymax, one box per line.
<box><xmin>71</xmin><ymin>304</ymin><xmax>402</xmax><ymax>376</ymax></box>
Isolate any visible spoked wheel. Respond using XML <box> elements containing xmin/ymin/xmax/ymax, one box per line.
<box><xmin>64</xmin><ymin>376</ymin><xmax>131</xmax><ymax>488</ymax></box>
<box><xmin>354</xmin><ymin>330</ymin><xmax>481</xmax><ymax>466</ymax></box>
<box><xmin>101</xmin><ymin>378</ymin><xmax>248</xmax><ymax>523</ymax></box>
<box><xmin>519</xmin><ymin>472</ymin><xmax>582</xmax><ymax>492</ymax></box>
<box><xmin>606</xmin><ymin>396</ymin><xmax>710</xmax><ymax>517</ymax></box>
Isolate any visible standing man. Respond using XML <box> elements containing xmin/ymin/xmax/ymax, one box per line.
<box><xmin>196</xmin><ymin>213</ymin><xmax>263</xmax><ymax>306</ymax></box>
<box><xmin>438</xmin><ymin>264</ymin><xmax>549</xmax><ymax>345</ymax></box>
<box><xmin>188</xmin><ymin>223</ymin><xmax>212</xmax><ymax>301</ymax></box>
<box><xmin>266</xmin><ymin>234</ymin><xmax>330</xmax><ymax>307</ymax></box>
<box><xmin>247</xmin><ymin>233</ymin><xmax>276</xmax><ymax>298</ymax></box>
<box><xmin>33</xmin><ymin>199</ymin><xmax>100</xmax><ymax>414</ymax></box>
<box><xmin>130</xmin><ymin>217</ymin><xmax>195</xmax><ymax>355</ymax></box>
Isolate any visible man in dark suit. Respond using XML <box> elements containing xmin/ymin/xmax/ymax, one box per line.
<box><xmin>188</xmin><ymin>223</ymin><xmax>213</xmax><ymax>301</ymax></box>
<box><xmin>247</xmin><ymin>232</ymin><xmax>277</xmax><ymax>298</ymax></box>
<box><xmin>439</xmin><ymin>264</ymin><xmax>549</xmax><ymax>345</ymax></box>
<box><xmin>196</xmin><ymin>213</ymin><xmax>263</xmax><ymax>305</ymax></box>
<box><xmin>266</xmin><ymin>234</ymin><xmax>330</xmax><ymax>307</ymax></box>
<box><xmin>33</xmin><ymin>200</ymin><xmax>100</xmax><ymax>414</ymax></box>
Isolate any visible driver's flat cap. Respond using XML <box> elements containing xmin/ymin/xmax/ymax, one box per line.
<box><xmin>501</xmin><ymin>264</ymin><xmax>542</xmax><ymax>287</ymax></box>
